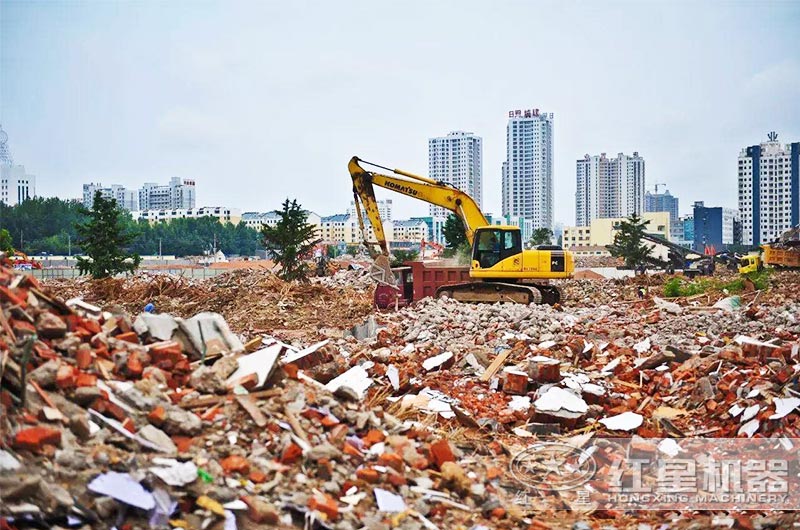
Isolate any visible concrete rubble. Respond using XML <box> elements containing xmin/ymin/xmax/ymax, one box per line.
<box><xmin>1</xmin><ymin>258</ymin><xmax>800</xmax><ymax>529</ymax></box>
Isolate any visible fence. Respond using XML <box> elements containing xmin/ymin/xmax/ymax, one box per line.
<box><xmin>30</xmin><ymin>267</ymin><xmax>232</xmax><ymax>280</ymax></box>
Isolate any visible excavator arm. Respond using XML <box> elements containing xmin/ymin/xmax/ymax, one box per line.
<box><xmin>349</xmin><ymin>156</ymin><xmax>488</xmax><ymax>256</ymax></box>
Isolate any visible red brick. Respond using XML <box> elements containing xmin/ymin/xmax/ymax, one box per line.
<box><xmin>362</xmin><ymin>429</ymin><xmax>385</xmax><ymax>447</ymax></box>
<box><xmin>429</xmin><ymin>439</ymin><xmax>455</xmax><ymax>468</ymax></box>
<box><xmin>82</xmin><ymin>318</ymin><xmax>102</xmax><ymax>335</ymax></box>
<box><xmin>75</xmin><ymin>373</ymin><xmax>97</xmax><ymax>388</ymax></box>
<box><xmin>126</xmin><ymin>353</ymin><xmax>144</xmax><ymax>378</ymax></box>
<box><xmin>116</xmin><ymin>331</ymin><xmax>139</xmax><ymax>344</ymax></box>
<box><xmin>91</xmin><ymin>398</ymin><xmax>127</xmax><ymax>422</ymax></box>
<box><xmin>502</xmin><ymin>370</ymin><xmax>529</xmax><ymax>395</ymax></box>
<box><xmin>0</xmin><ymin>285</ymin><xmax>27</xmax><ymax>308</ymax></box>
<box><xmin>75</xmin><ymin>345</ymin><xmax>93</xmax><ymax>369</ymax></box>
<box><xmin>280</xmin><ymin>442</ymin><xmax>303</xmax><ymax>465</ymax></box>
<box><xmin>13</xmin><ymin>426</ymin><xmax>62</xmax><ymax>452</ymax></box>
<box><xmin>355</xmin><ymin>467</ymin><xmax>379</xmax><ymax>483</ymax></box>
<box><xmin>121</xmin><ymin>417</ymin><xmax>136</xmax><ymax>433</ymax></box>
<box><xmin>248</xmin><ymin>470</ymin><xmax>268</xmax><ymax>484</ymax></box>
<box><xmin>221</xmin><ymin>455</ymin><xmax>250</xmax><ymax>475</ymax></box>
<box><xmin>307</xmin><ymin>494</ymin><xmax>338</xmax><ymax>521</ymax></box>
<box><xmin>377</xmin><ymin>452</ymin><xmax>404</xmax><ymax>472</ymax></box>
<box><xmin>242</xmin><ymin>496</ymin><xmax>279</xmax><ymax>524</ymax></box>
<box><xmin>10</xmin><ymin>318</ymin><xmax>36</xmax><ymax>336</ymax></box>
<box><xmin>56</xmin><ymin>365</ymin><xmax>76</xmax><ymax>389</ymax></box>
<box><xmin>148</xmin><ymin>405</ymin><xmax>166</xmax><ymax>425</ymax></box>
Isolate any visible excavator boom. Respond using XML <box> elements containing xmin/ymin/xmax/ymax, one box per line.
<box><xmin>348</xmin><ymin>156</ymin><xmax>574</xmax><ymax>305</ymax></box>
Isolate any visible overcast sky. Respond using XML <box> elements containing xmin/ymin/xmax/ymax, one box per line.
<box><xmin>1</xmin><ymin>1</ymin><xmax>799</xmax><ymax>224</ymax></box>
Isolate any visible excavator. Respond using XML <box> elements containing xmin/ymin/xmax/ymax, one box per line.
<box><xmin>348</xmin><ymin>157</ymin><xmax>574</xmax><ymax>305</ymax></box>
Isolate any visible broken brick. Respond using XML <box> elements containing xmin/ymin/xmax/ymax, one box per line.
<box><xmin>429</xmin><ymin>438</ymin><xmax>455</xmax><ymax>468</ymax></box>
<box><xmin>13</xmin><ymin>426</ymin><xmax>62</xmax><ymax>452</ymax></box>
<box><xmin>220</xmin><ymin>455</ymin><xmax>250</xmax><ymax>475</ymax></box>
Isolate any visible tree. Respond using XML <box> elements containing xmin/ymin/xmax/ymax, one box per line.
<box><xmin>0</xmin><ymin>228</ymin><xmax>13</xmax><ymax>253</ymax></box>
<box><xmin>75</xmin><ymin>192</ymin><xmax>141</xmax><ymax>278</ymax></box>
<box><xmin>529</xmin><ymin>227</ymin><xmax>554</xmax><ymax>246</ymax></box>
<box><xmin>390</xmin><ymin>249</ymin><xmax>418</xmax><ymax>267</ymax></box>
<box><xmin>442</xmin><ymin>214</ymin><xmax>467</xmax><ymax>249</ymax></box>
<box><xmin>607</xmin><ymin>214</ymin><xmax>651</xmax><ymax>269</ymax></box>
<box><xmin>261</xmin><ymin>199</ymin><xmax>321</xmax><ymax>281</ymax></box>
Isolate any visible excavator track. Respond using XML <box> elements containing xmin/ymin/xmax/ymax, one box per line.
<box><xmin>435</xmin><ymin>282</ymin><xmax>562</xmax><ymax>305</ymax></box>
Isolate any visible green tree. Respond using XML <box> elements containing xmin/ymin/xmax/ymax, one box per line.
<box><xmin>75</xmin><ymin>192</ymin><xmax>141</xmax><ymax>278</ymax></box>
<box><xmin>390</xmin><ymin>249</ymin><xmax>418</xmax><ymax>267</ymax></box>
<box><xmin>261</xmin><ymin>199</ymin><xmax>321</xmax><ymax>281</ymax></box>
<box><xmin>0</xmin><ymin>228</ymin><xmax>14</xmax><ymax>253</ymax></box>
<box><xmin>529</xmin><ymin>227</ymin><xmax>554</xmax><ymax>246</ymax></box>
<box><xmin>607</xmin><ymin>214</ymin><xmax>651</xmax><ymax>269</ymax></box>
<box><xmin>442</xmin><ymin>214</ymin><xmax>467</xmax><ymax>249</ymax></box>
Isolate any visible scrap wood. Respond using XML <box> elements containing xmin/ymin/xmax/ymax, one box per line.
<box><xmin>29</xmin><ymin>380</ymin><xmax>58</xmax><ymax>410</ymax></box>
<box><xmin>235</xmin><ymin>394</ymin><xmax>268</xmax><ymax>427</ymax></box>
<box><xmin>479</xmin><ymin>349</ymin><xmax>512</xmax><ymax>382</ymax></box>
<box><xmin>284</xmin><ymin>405</ymin><xmax>309</xmax><ymax>444</ymax></box>
<box><xmin>180</xmin><ymin>388</ymin><xmax>282</xmax><ymax>409</ymax></box>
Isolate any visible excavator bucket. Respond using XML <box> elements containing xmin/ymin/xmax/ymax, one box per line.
<box><xmin>369</xmin><ymin>254</ymin><xmax>397</xmax><ymax>287</ymax></box>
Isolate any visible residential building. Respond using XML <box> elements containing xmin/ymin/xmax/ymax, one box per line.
<box><xmin>575</xmin><ymin>152</ymin><xmax>645</xmax><ymax>226</ymax></box>
<box><xmin>502</xmin><ymin>109</ymin><xmax>553</xmax><ymax>231</ymax></box>
<box><xmin>428</xmin><ymin>131</ymin><xmax>483</xmax><ymax>217</ymax></box>
<box><xmin>139</xmin><ymin>177</ymin><xmax>196</xmax><ymax>210</ymax></box>
<box><xmin>674</xmin><ymin>214</ymin><xmax>694</xmax><ymax>249</ymax></box>
<box><xmin>392</xmin><ymin>218</ymin><xmax>430</xmax><ymax>242</ymax></box>
<box><xmin>485</xmin><ymin>213</ymin><xmax>534</xmax><ymax>242</ymax></box>
<box><xmin>692</xmin><ymin>201</ymin><xmax>740</xmax><ymax>252</ymax></box>
<box><xmin>347</xmin><ymin>199</ymin><xmax>392</xmax><ymax>221</ymax></box>
<box><xmin>132</xmin><ymin>206</ymin><xmax>241</xmax><ymax>225</ymax></box>
<box><xmin>241</xmin><ymin>211</ymin><xmax>321</xmax><ymax>231</ymax></box>
<box><xmin>82</xmin><ymin>183</ymin><xmax>138</xmax><ymax>210</ymax></box>
<box><xmin>319</xmin><ymin>214</ymin><xmax>351</xmax><ymax>243</ymax></box>
<box><xmin>645</xmin><ymin>189</ymin><xmax>679</xmax><ymax>239</ymax></box>
<box><xmin>0</xmin><ymin>125</ymin><xmax>35</xmax><ymax>206</ymax></box>
<box><xmin>738</xmin><ymin>132</ymin><xmax>800</xmax><ymax>245</ymax></box>
<box><xmin>562</xmin><ymin>211</ymin><xmax>670</xmax><ymax>249</ymax></box>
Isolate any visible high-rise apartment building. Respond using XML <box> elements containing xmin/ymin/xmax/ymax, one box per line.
<box><xmin>645</xmin><ymin>189</ymin><xmax>679</xmax><ymax>240</ymax></box>
<box><xmin>139</xmin><ymin>177</ymin><xmax>196</xmax><ymax>210</ymax></box>
<box><xmin>0</xmin><ymin>125</ymin><xmax>36</xmax><ymax>206</ymax></box>
<box><xmin>738</xmin><ymin>132</ymin><xmax>800</xmax><ymax>245</ymax></box>
<box><xmin>347</xmin><ymin>199</ymin><xmax>392</xmax><ymax>222</ymax></box>
<box><xmin>575</xmin><ymin>152</ymin><xmax>645</xmax><ymax>226</ymax></box>
<box><xmin>428</xmin><ymin>131</ymin><xmax>483</xmax><ymax>219</ymax></box>
<box><xmin>82</xmin><ymin>183</ymin><xmax>138</xmax><ymax>210</ymax></box>
<box><xmin>502</xmin><ymin>109</ymin><xmax>553</xmax><ymax>230</ymax></box>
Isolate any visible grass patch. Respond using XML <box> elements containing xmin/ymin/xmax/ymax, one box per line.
<box><xmin>662</xmin><ymin>269</ymin><xmax>771</xmax><ymax>297</ymax></box>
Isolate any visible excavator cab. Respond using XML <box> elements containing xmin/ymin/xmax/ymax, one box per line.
<box><xmin>472</xmin><ymin>227</ymin><xmax>521</xmax><ymax>269</ymax></box>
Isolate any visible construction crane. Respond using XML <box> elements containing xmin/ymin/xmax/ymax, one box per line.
<box><xmin>348</xmin><ymin>157</ymin><xmax>574</xmax><ymax>305</ymax></box>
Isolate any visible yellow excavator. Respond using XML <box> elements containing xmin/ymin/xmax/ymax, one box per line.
<box><xmin>348</xmin><ymin>157</ymin><xmax>574</xmax><ymax>305</ymax></box>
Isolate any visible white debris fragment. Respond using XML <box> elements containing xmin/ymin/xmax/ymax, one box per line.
<box><xmin>601</xmin><ymin>357</ymin><xmax>621</xmax><ymax>374</ymax></box>
<box><xmin>149</xmin><ymin>458</ymin><xmax>198</xmax><ymax>487</ymax></box>
<box><xmin>728</xmin><ymin>404</ymin><xmax>744</xmax><ymax>418</ymax></box>
<box><xmin>374</xmin><ymin>488</ymin><xmax>406</xmax><ymax>512</ymax></box>
<box><xmin>386</xmin><ymin>365</ymin><xmax>400</xmax><ymax>391</ymax></box>
<box><xmin>633</xmin><ymin>337</ymin><xmax>651</xmax><ymax>355</ymax></box>
<box><xmin>738</xmin><ymin>419</ymin><xmax>760</xmax><ymax>438</ymax></box>
<box><xmin>325</xmin><ymin>365</ymin><xmax>373</xmax><ymax>399</ymax></box>
<box><xmin>226</xmin><ymin>344</ymin><xmax>282</xmax><ymax>388</ymax></box>
<box><xmin>534</xmin><ymin>387</ymin><xmax>588</xmax><ymax>414</ymax></box>
<box><xmin>599</xmin><ymin>412</ymin><xmax>643</xmax><ymax>431</ymax></box>
<box><xmin>769</xmin><ymin>397</ymin><xmax>800</xmax><ymax>420</ymax></box>
<box><xmin>658</xmin><ymin>439</ymin><xmax>682</xmax><ymax>457</ymax></box>
<box><xmin>741</xmin><ymin>405</ymin><xmax>760</xmax><ymax>423</ymax></box>
<box><xmin>422</xmin><ymin>351</ymin><xmax>453</xmax><ymax>371</ymax></box>
<box><xmin>508</xmin><ymin>395</ymin><xmax>531</xmax><ymax>411</ymax></box>
<box><xmin>88</xmin><ymin>472</ymin><xmax>155</xmax><ymax>510</ymax></box>
<box><xmin>653</xmin><ymin>296</ymin><xmax>682</xmax><ymax>315</ymax></box>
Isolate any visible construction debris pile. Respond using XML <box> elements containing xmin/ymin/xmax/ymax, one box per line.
<box><xmin>46</xmin><ymin>269</ymin><xmax>374</xmax><ymax>340</ymax></box>
<box><xmin>4</xmin><ymin>259</ymin><xmax>800</xmax><ymax>529</ymax></box>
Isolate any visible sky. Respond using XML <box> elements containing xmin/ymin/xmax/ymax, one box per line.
<box><xmin>1</xmin><ymin>0</ymin><xmax>799</xmax><ymax>225</ymax></box>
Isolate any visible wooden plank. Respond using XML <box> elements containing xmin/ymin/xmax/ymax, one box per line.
<box><xmin>236</xmin><ymin>395</ymin><xmax>267</xmax><ymax>427</ymax></box>
<box><xmin>180</xmin><ymin>387</ymin><xmax>282</xmax><ymax>409</ymax></box>
<box><xmin>480</xmin><ymin>349</ymin><xmax>512</xmax><ymax>382</ymax></box>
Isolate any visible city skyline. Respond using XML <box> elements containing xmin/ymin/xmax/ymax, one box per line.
<box><xmin>1</xmin><ymin>2</ymin><xmax>799</xmax><ymax>223</ymax></box>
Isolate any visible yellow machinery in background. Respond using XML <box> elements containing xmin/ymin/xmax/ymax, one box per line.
<box><xmin>348</xmin><ymin>157</ymin><xmax>574</xmax><ymax>305</ymax></box>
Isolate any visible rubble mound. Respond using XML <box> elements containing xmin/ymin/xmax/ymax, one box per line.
<box><xmin>46</xmin><ymin>269</ymin><xmax>374</xmax><ymax>337</ymax></box>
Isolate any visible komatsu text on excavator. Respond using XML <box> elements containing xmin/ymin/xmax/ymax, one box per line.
<box><xmin>349</xmin><ymin>157</ymin><xmax>574</xmax><ymax>305</ymax></box>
